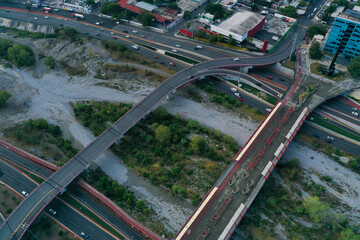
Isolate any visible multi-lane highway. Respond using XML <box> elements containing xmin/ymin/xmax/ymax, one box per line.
<box><xmin>0</xmin><ymin>143</ymin><xmax>148</xmax><ymax>240</ymax></box>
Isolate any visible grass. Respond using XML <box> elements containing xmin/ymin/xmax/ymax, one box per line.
<box><xmin>102</xmin><ymin>63</ymin><xmax>167</xmax><ymax>82</ymax></box>
<box><xmin>6</xmin><ymin>27</ymin><xmax>57</xmax><ymax>39</ymax></box>
<box><xmin>24</xmin><ymin>215</ymin><xmax>73</xmax><ymax>240</ymax></box>
<box><xmin>165</xmin><ymin>51</ymin><xmax>199</xmax><ymax>64</ymax></box>
<box><xmin>194</xmin><ymin>37</ymin><xmax>249</xmax><ymax>51</ymax></box>
<box><xmin>282</xmin><ymin>59</ymin><xmax>296</xmax><ymax>70</ymax></box>
<box><xmin>60</xmin><ymin>193</ymin><xmax>125</xmax><ymax>240</ymax></box>
<box><xmin>299</xmin><ymin>83</ymin><xmax>318</xmax><ymax>104</ymax></box>
<box><xmin>0</xmin><ymin>185</ymin><xmax>21</xmax><ymax>218</ymax></box>
<box><xmin>228</xmin><ymin>80</ymin><xmax>279</xmax><ymax>104</ymax></box>
<box><xmin>133</xmin><ymin>42</ymin><xmax>156</xmax><ymax>51</ymax></box>
<box><xmin>310</xmin><ymin>116</ymin><xmax>360</xmax><ymax>142</ymax></box>
<box><xmin>310</xmin><ymin>63</ymin><xmax>346</xmax><ymax>81</ymax></box>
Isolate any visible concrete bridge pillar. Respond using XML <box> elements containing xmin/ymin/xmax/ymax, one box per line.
<box><xmin>115</xmin><ymin>136</ymin><xmax>123</xmax><ymax>145</ymax></box>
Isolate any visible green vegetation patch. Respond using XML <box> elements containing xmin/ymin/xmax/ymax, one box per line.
<box><xmin>72</xmin><ymin>102</ymin><xmax>238</xmax><ymax>207</ymax></box>
<box><xmin>73</xmin><ymin>101</ymin><xmax>132</xmax><ymax>136</ymax></box>
<box><xmin>310</xmin><ymin>116</ymin><xmax>360</xmax><ymax>142</ymax></box>
<box><xmin>60</xmin><ymin>192</ymin><xmax>125</xmax><ymax>239</ymax></box>
<box><xmin>102</xmin><ymin>63</ymin><xmax>166</xmax><ymax>82</ymax></box>
<box><xmin>133</xmin><ymin>42</ymin><xmax>156</xmax><ymax>51</ymax></box>
<box><xmin>80</xmin><ymin>168</ymin><xmax>172</xmax><ymax>237</ymax></box>
<box><xmin>165</xmin><ymin>51</ymin><xmax>199</xmax><ymax>65</ymax></box>
<box><xmin>3</xmin><ymin>119</ymin><xmax>77</xmax><ymax>166</ymax></box>
<box><xmin>299</xmin><ymin>83</ymin><xmax>318</xmax><ymax>104</ymax></box>
<box><xmin>0</xmin><ymin>38</ymin><xmax>35</xmax><ymax>67</ymax></box>
<box><xmin>7</xmin><ymin>28</ymin><xmax>57</xmax><ymax>39</ymax></box>
<box><xmin>228</xmin><ymin>80</ymin><xmax>278</xmax><ymax>104</ymax></box>
<box><xmin>310</xmin><ymin>63</ymin><xmax>346</xmax><ymax>81</ymax></box>
<box><xmin>236</xmin><ymin>158</ymin><xmax>358</xmax><ymax>240</ymax></box>
<box><xmin>196</xmin><ymin>82</ymin><xmax>265</xmax><ymax>121</ymax></box>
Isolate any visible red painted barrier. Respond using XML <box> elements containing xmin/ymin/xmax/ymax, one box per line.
<box><xmin>179</xmin><ymin>28</ymin><xmax>194</xmax><ymax>38</ymax></box>
<box><xmin>77</xmin><ymin>180</ymin><xmax>162</xmax><ymax>240</ymax></box>
<box><xmin>0</xmin><ymin>139</ymin><xmax>58</xmax><ymax>171</ymax></box>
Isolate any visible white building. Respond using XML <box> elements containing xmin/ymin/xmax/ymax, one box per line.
<box><xmin>210</xmin><ymin>10</ymin><xmax>265</xmax><ymax>42</ymax></box>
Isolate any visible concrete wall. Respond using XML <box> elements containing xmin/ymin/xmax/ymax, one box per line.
<box><xmin>0</xmin><ymin>17</ymin><xmax>55</xmax><ymax>34</ymax></box>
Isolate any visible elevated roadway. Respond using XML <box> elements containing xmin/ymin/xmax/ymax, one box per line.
<box><xmin>174</xmin><ymin>50</ymin><xmax>360</xmax><ymax>239</ymax></box>
<box><xmin>0</xmin><ymin>31</ymin><xmax>297</xmax><ymax>239</ymax></box>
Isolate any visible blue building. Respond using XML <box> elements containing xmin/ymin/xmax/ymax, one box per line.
<box><xmin>324</xmin><ymin>9</ymin><xmax>360</xmax><ymax>59</ymax></box>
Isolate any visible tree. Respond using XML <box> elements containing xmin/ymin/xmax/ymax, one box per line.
<box><xmin>183</xmin><ymin>10</ymin><xmax>191</xmax><ymax>19</ymax></box>
<box><xmin>169</xmin><ymin>2</ymin><xmax>178</xmax><ymax>9</ymax></box>
<box><xmin>25</xmin><ymin>5</ymin><xmax>31</xmax><ymax>11</ymax></box>
<box><xmin>348</xmin><ymin>56</ymin><xmax>360</xmax><ymax>78</ymax></box>
<box><xmin>0</xmin><ymin>38</ymin><xmax>12</xmax><ymax>58</ymax></box>
<box><xmin>155</xmin><ymin>125</ymin><xmax>171</xmax><ymax>144</ymax></box>
<box><xmin>299</xmin><ymin>0</ymin><xmax>307</xmax><ymax>6</ymax></box>
<box><xmin>309</xmin><ymin>42</ymin><xmax>323</xmax><ymax>60</ymax></box>
<box><xmin>303</xmin><ymin>196</ymin><xmax>330</xmax><ymax>223</ymax></box>
<box><xmin>279</xmin><ymin>6</ymin><xmax>297</xmax><ymax>17</ymax></box>
<box><xmin>209</xmin><ymin>34</ymin><xmax>217</xmax><ymax>43</ymax></box>
<box><xmin>217</xmin><ymin>34</ymin><xmax>224</xmax><ymax>43</ymax></box>
<box><xmin>44</xmin><ymin>56</ymin><xmax>56</xmax><ymax>69</ymax></box>
<box><xmin>340</xmin><ymin>228</ymin><xmax>360</xmax><ymax>240</ymax></box>
<box><xmin>205</xmin><ymin>4</ymin><xmax>225</xmax><ymax>20</ymax></box>
<box><xmin>0</xmin><ymin>90</ymin><xmax>11</xmax><ymax>108</ymax></box>
<box><xmin>228</xmin><ymin>34</ymin><xmax>235</xmax><ymax>45</ymax></box>
<box><xmin>86</xmin><ymin>0</ymin><xmax>96</xmax><ymax>7</ymax></box>
<box><xmin>7</xmin><ymin>44</ymin><xmax>35</xmax><ymax>67</ymax></box>
<box><xmin>251</xmin><ymin>3</ymin><xmax>258</xmax><ymax>11</ymax></box>
<box><xmin>190</xmin><ymin>135</ymin><xmax>206</xmax><ymax>153</ymax></box>
<box><xmin>137</xmin><ymin>11</ymin><xmax>156</xmax><ymax>27</ymax></box>
<box><xmin>306</xmin><ymin>24</ymin><xmax>327</xmax><ymax>38</ymax></box>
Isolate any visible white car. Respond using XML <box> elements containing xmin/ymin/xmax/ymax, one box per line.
<box><xmin>326</xmin><ymin>136</ymin><xmax>335</xmax><ymax>141</ymax></box>
<box><xmin>266</xmin><ymin>108</ymin><xmax>272</xmax><ymax>112</ymax></box>
<box><xmin>110</xmin><ymin>32</ymin><xmax>115</xmax><ymax>35</ymax></box>
<box><xmin>172</xmin><ymin>49</ymin><xmax>178</xmax><ymax>53</ymax></box>
<box><xmin>22</xmin><ymin>191</ymin><xmax>29</xmax><ymax>197</ymax></box>
<box><xmin>231</xmin><ymin>87</ymin><xmax>237</xmax><ymax>92</ymax></box>
<box><xmin>116</xmin><ymin>21</ymin><xmax>120</xmax><ymax>24</ymax></box>
<box><xmin>132</xmin><ymin>30</ymin><xmax>138</xmax><ymax>33</ymax></box>
<box><xmin>44</xmin><ymin>16</ymin><xmax>49</xmax><ymax>19</ymax></box>
<box><xmin>125</xmin><ymin>35</ymin><xmax>130</xmax><ymax>38</ymax></box>
<box><xmin>352</xmin><ymin>107</ymin><xmax>358</xmax><ymax>111</ymax></box>
<box><xmin>235</xmin><ymin>92</ymin><xmax>240</xmax><ymax>97</ymax></box>
<box><xmin>131</xmin><ymin>44</ymin><xmax>139</xmax><ymax>50</ymax></box>
<box><xmin>54</xmin><ymin>8</ymin><xmax>59</xmax><ymax>11</ymax></box>
<box><xmin>34</xmin><ymin>17</ymin><xmax>38</xmax><ymax>20</ymax></box>
<box><xmin>352</xmin><ymin>111</ymin><xmax>359</xmax><ymax>116</ymax></box>
<box><xmin>197</xmin><ymin>45</ymin><xmax>203</xmax><ymax>49</ymax></box>
<box><xmin>95</xmin><ymin>22</ymin><xmax>100</xmax><ymax>25</ymax></box>
<box><xmin>303</xmin><ymin>50</ymin><xmax>306</xmax><ymax>55</ymax></box>
<box><xmin>234</xmin><ymin>58</ymin><xmax>240</xmax><ymax>61</ymax></box>
<box><xmin>49</xmin><ymin>208</ymin><xmax>56</xmax><ymax>215</ymax></box>
<box><xmin>176</xmin><ymin>44</ymin><xmax>181</xmax><ymax>47</ymax></box>
<box><xmin>80</xmin><ymin>232</ymin><xmax>89</xmax><ymax>239</ymax></box>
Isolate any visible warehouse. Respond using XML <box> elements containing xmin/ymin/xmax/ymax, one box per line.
<box><xmin>210</xmin><ymin>10</ymin><xmax>265</xmax><ymax>43</ymax></box>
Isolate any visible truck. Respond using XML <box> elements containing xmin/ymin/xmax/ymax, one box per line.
<box><xmin>131</xmin><ymin>45</ymin><xmax>139</xmax><ymax>50</ymax></box>
<box><xmin>43</xmin><ymin>7</ymin><xmax>51</xmax><ymax>12</ymax></box>
<box><xmin>72</xmin><ymin>13</ymin><xmax>85</xmax><ymax>19</ymax></box>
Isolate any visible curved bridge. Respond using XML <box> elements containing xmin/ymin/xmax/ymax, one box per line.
<box><xmin>0</xmin><ymin>36</ymin><xmax>298</xmax><ymax>240</ymax></box>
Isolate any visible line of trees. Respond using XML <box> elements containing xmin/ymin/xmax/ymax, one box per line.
<box><xmin>0</xmin><ymin>90</ymin><xmax>11</xmax><ymax>108</ymax></box>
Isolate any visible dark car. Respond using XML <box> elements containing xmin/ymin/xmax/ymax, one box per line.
<box><xmin>96</xmin><ymin>33</ymin><xmax>100</xmax><ymax>36</ymax></box>
<box><xmin>194</xmin><ymin>47</ymin><xmax>199</xmax><ymax>50</ymax></box>
<box><xmin>255</xmin><ymin>82</ymin><xmax>262</xmax><ymax>86</ymax></box>
<box><xmin>123</xmin><ymin>30</ymin><xmax>128</xmax><ymax>33</ymax></box>
<box><xmin>59</xmin><ymin>24</ymin><xmax>63</xmax><ymax>27</ymax></box>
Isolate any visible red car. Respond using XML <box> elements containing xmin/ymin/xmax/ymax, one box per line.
<box><xmin>170</xmin><ymin>62</ymin><xmax>175</xmax><ymax>66</ymax></box>
<box><xmin>267</xmin><ymin>76</ymin><xmax>273</xmax><ymax>79</ymax></box>
<box><xmin>237</xmin><ymin>97</ymin><xmax>243</xmax><ymax>102</ymax></box>
<box><xmin>154</xmin><ymin>55</ymin><xmax>159</xmax><ymax>59</ymax></box>
<box><xmin>113</xmin><ymin>36</ymin><xmax>117</xmax><ymax>39</ymax></box>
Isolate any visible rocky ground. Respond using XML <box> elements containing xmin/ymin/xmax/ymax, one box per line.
<box><xmin>0</xmin><ymin>34</ymin><xmax>359</xmax><ymax>237</ymax></box>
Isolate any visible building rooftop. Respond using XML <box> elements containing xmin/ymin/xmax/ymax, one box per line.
<box><xmin>134</xmin><ymin>1</ymin><xmax>157</xmax><ymax>12</ymax></box>
<box><xmin>117</xmin><ymin>0</ymin><xmax>169</xmax><ymax>22</ymax></box>
<box><xmin>331</xmin><ymin>6</ymin><xmax>345</xmax><ymax>18</ymax></box>
<box><xmin>214</xmin><ymin>10</ymin><xmax>264</xmax><ymax>36</ymax></box>
<box><xmin>338</xmin><ymin>9</ymin><xmax>360</xmax><ymax>23</ymax></box>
